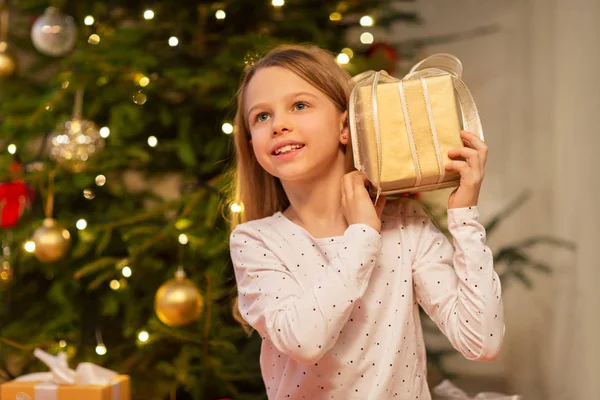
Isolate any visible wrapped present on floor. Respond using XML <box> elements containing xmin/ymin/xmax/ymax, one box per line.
<box><xmin>432</xmin><ymin>379</ymin><xmax>521</xmax><ymax>400</ymax></box>
<box><xmin>1</xmin><ymin>348</ymin><xmax>130</xmax><ymax>400</ymax></box>
<box><xmin>349</xmin><ymin>53</ymin><xmax>484</xmax><ymax>200</ymax></box>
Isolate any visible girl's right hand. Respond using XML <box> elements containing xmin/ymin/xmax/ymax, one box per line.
<box><xmin>341</xmin><ymin>171</ymin><xmax>387</xmax><ymax>233</ymax></box>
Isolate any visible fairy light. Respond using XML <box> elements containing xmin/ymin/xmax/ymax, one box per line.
<box><xmin>143</xmin><ymin>10</ymin><xmax>155</xmax><ymax>20</ymax></box>
<box><xmin>59</xmin><ymin>340</ymin><xmax>67</xmax><ymax>348</ymax></box>
<box><xmin>24</xmin><ymin>241</ymin><xmax>36</xmax><ymax>253</ymax></box>
<box><xmin>95</xmin><ymin>344</ymin><xmax>107</xmax><ymax>355</ymax></box>
<box><xmin>99</xmin><ymin>127</ymin><xmax>110</xmax><ymax>138</ymax></box>
<box><xmin>360</xmin><ymin>16</ymin><xmax>374</xmax><ymax>26</ymax></box>
<box><xmin>222</xmin><ymin>122</ymin><xmax>233</xmax><ymax>134</ymax></box>
<box><xmin>336</xmin><ymin>53</ymin><xmax>350</xmax><ymax>65</ymax></box>
<box><xmin>360</xmin><ymin>32</ymin><xmax>374</xmax><ymax>44</ymax></box>
<box><xmin>230</xmin><ymin>202</ymin><xmax>243</xmax><ymax>213</ymax></box>
<box><xmin>139</xmin><ymin>76</ymin><xmax>150</xmax><ymax>87</ymax></box>
<box><xmin>84</xmin><ymin>16</ymin><xmax>95</xmax><ymax>26</ymax></box>
<box><xmin>95</xmin><ymin>174</ymin><xmax>106</xmax><ymax>186</ymax></box>
<box><xmin>88</xmin><ymin>34</ymin><xmax>100</xmax><ymax>45</ymax></box>
<box><xmin>168</xmin><ymin>36</ymin><xmax>178</xmax><ymax>47</ymax></box>
<box><xmin>342</xmin><ymin>48</ymin><xmax>354</xmax><ymax>58</ymax></box>
<box><xmin>110</xmin><ymin>279</ymin><xmax>120</xmax><ymax>290</ymax></box>
<box><xmin>178</xmin><ymin>234</ymin><xmax>189</xmax><ymax>245</ymax></box>
<box><xmin>215</xmin><ymin>10</ymin><xmax>226</xmax><ymax>19</ymax></box>
<box><xmin>329</xmin><ymin>12</ymin><xmax>342</xmax><ymax>21</ymax></box>
<box><xmin>147</xmin><ymin>136</ymin><xmax>158</xmax><ymax>147</ymax></box>
<box><xmin>76</xmin><ymin>219</ymin><xmax>87</xmax><ymax>230</ymax></box>
<box><xmin>83</xmin><ymin>189</ymin><xmax>95</xmax><ymax>199</ymax></box>
<box><xmin>122</xmin><ymin>266</ymin><xmax>132</xmax><ymax>277</ymax></box>
<box><xmin>272</xmin><ymin>0</ymin><xmax>284</xmax><ymax>6</ymax></box>
<box><xmin>138</xmin><ymin>331</ymin><xmax>150</xmax><ymax>343</ymax></box>
<box><xmin>7</xmin><ymin>144</ymin><xmax>16</xmax><ymax>154</ymax></box>
<box><xmin>95</xmin><ymin>329</ymin><xmax>107</xmax><ymax>355</ymax></box>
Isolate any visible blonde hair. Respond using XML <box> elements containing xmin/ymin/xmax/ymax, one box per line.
<box><xmin>226</xmin><ymin>44</ymin><xmax>355</xmax><ymax>230</ymax></box>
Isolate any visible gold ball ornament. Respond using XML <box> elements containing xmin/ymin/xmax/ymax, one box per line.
<box><xmin>32</xmin><ymin>218</ymin><xmax>71</xmax><ymax>263</ymax></box>
<box><xmin>155</xmin><ymin>268</ymin><xmax>204</xmax><ymax>327</ymax></box>
<box><xmin>49</xmin><ymin>118</ymin><xmax>105</xmax><ymax>172</ymax></box>
<box><xmin>0</xmin><ymin>42</ymin><xmax>17</xmax><ymax>78</ymax></box>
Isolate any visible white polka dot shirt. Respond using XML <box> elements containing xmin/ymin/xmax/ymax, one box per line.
<box><xmin>230</xmin><ymin>199</ymin><xmax>504</xmax><ymax>400</ymax></box>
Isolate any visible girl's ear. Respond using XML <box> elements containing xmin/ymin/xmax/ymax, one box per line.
<box><xmin>340</xmin><ymin>110</ymin><xmax>350</xmax><ymax>144</ymax></box>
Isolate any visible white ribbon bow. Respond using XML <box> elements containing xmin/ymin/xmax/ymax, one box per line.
<box><xmin>14</xmin><ymin>348</ymin><xmax>121</xmax><ymax>400</ymax></box>
<box><xmin>16</xmin><ymin>348</ymin><xmax>118</xmax><ymax>385</ymax></box>
<box><xmin>433</xmin><ymin>380</ymin><xmax>522</xmax><ymax>400</ymax></box>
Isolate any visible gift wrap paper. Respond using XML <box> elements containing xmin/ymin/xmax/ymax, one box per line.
<box><xmin>353</xmin><ymin>74</ymin><xmax>464</xmax><ymax>194</ymax></box>
<box><xmin>0</xmin><ymin>375</ymin><xmax>130</xmax><ymax>400</ymax></box>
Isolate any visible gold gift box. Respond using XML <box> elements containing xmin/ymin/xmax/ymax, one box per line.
<box><xmin>0</xmin><ymin>375</ymin><xmax>130</xmax><ymax>400</ymax></box>
<box><xmin>349</xmin><ymin>53</ymin><xmax>484</xmax><ymax>196</ymax></box>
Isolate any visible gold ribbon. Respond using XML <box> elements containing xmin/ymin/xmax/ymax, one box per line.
<box><xmin>349</xmin><ymin>53</ymin><xmax>484</xmax><ymax>200</ymax></box>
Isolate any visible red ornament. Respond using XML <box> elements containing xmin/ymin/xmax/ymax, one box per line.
<box><xmin>0</xmin><ymin>161</ymin><xmax>33</xmax><ymax>229</ymax></box>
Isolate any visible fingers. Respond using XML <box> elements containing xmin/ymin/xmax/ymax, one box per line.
<box><xmin>448</xmin><ymin>147</ymin><xmax>478</xmax><ymax>161</ymax></box>
<box><xmin>445</xmin><ymin>160</ymin><xmax>482</xmax><ymax>186</ymax></box>
<box><xmin>343</xmin><ymin>171</ymin><xmax>369</xmax><ymax>199</ymax></box>
<box><xmin>460</xmin><ymin>130</ymin><xmax>488</xmax><ymax>164</ymax></box>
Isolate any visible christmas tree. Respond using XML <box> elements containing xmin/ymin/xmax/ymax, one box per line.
<box><xmin>0</xmin><ymin>0</ymin><xmax>419</xmax><ymax>399</ymax></box>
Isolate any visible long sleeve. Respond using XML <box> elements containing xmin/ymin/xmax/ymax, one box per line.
<box><xmin>410</xmin><ymin>204</ymin><xmax>504</xmax><ymax>361</ymax></box>
<box><xmin>230</xmin><ymin>222</ymin><xmax>382</xmax><ymax>364</ymax></box>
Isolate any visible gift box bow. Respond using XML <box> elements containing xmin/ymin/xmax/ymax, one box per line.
<box><xmin>433</xmin><ymin>380</ymin><xmax>522</xmax><ymax>400</ymax></box>
<box><xmin>15</xmin><ymin>348</ymin><xmax>118</xmax><ymax>385</ymax></box>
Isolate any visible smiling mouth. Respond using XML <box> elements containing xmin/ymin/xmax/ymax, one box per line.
<box><xmin>272</xmin><ymin>144</ymin><xmax>305</xmax><ymax>156</ymax></box>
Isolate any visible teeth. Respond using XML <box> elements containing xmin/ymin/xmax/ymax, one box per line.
<box><xmin>275</xmin><ymin>144</ymin><xmax>303</xmax><ymax>155</ymax></box>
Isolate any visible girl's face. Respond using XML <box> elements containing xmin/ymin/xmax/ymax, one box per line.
<box><xmin>245</xmin><ymin>66</ymin><xmax>348</xmax><ymax>184</ymax></box>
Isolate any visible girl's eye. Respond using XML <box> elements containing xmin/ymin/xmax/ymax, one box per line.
<box><xmin>294</xmin><ymin>102</ymin><xmax>308</xmax><ymax>111</ymax></box>
<box><xmin>256</xmin><ymin>112</ymin><xmax>269</xmax><ymax>122</ymax></box>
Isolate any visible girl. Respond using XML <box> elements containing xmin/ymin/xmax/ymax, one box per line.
<box><xmin>228</xmin><ymin>44</ymin><xmax>504</xmax><ymax>400</ymax></box>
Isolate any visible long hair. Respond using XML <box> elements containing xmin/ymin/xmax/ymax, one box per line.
<box><xmin>226</xmin><ymin>44</ymin><xmax>354</xmax><ymax>230</ymax></box>
<box><xmin>225</xmin><ymin>44</ymin><xmax>356</xmax><ymax>333</ymax></box>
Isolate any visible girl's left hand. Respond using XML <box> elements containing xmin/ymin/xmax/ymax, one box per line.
<box><xmin>445</xmin><ymin>130</ymin><xmax>488</xmax><ymax>209</ymax></box>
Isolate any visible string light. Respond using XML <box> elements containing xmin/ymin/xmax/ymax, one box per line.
<box><xmin>95</xmin><ymin>344</ymin><xmax>107</xmax><ymax>355</ymax></box>
<box><xmin>215</xmin><ymin>10</ymin><xmax>226</xmax><ymax>20</ymax></box>
<box><xmin>336</xmin><ymin>53</ymin><xmax>350</xmax><ymax>65</ymax></box>
<box><xmin>76</xmin><ymin>219</ymin><xmax>87</xmax><ymax>230</ymax></box>
<box><xmin>272</xmin><ymin>0</ymin><xmax>284</xmax><ymax>6</ymax></box>
<box><xmin>139</xmin><ymin>76</ymin><xmax>150</xmax><ymax>87</ymax></box>
<box><xmin>59</xmin><ymin>340</ymin><xmax>67</xmax><ymax>348</ymax></box>
<box><xmin>329</xmin><ymin>12</ymin><xmax>342</xmax><ymax>21</ymax></box>
<box><xmin>24</xmin><ymin>241</ymin><xmax>36</xmax><ymax>253</ymax></box>
<box><xmin>222</xmin><ymin>122</ymin><xmax>233</xmax><ymax>134</ymax></box>
<box><xmin>341</xmin><ymin>48</ymin><xmax>354</xmax><ymax>58</ymax></box>
<box><xmin>122</xmin><ymin>266</ymin><xmax>132</xmax><ymax>277</ymax></box>
<box><xmin>7</xmin><ymin>144</ymin><xmax>16</xmax><ymax>154</ymax></box>
<box><xmin>360</xmin><ymin>32</ymin><xmax>374</xmax><ymax>44</ymax></box>
<box><xmin>83</xmin><ymin>189</ymin><xmax>95</xmax><ymax>199</ymax></box>
<box><xmin>99</xmin><ymin>127</ymin><xmax>110</xmax><ymax>138</ymax></box>
<box><xmin>138</xmin><ymin>331</ymin><xmax>150</xmax><ymax>343</ymax></box>
<box><xmin>360</xmin><ymin>16</ymin><xmax>374</xmax><ymax>27</ymax></box>
<box><xmin>178</xmin><ymin>234</ymin><xmax>189</xmax><ymax>245</ymax></box>
<box><xmin>147</xmin><ymin>136</ymin><xmax>158</xmax><ymax>147</ymax></box>
<box><xmin>110</xmin><ymin>279</ymin><xmax>120</xmax><ymax>290</ymax></box>
<box><xmin>88</xmin><ymin>34</ymin><xmax>100</xmax><ymax>45</ymax></box>
<box><xmin>143</xmin><ymin>10</ymin><xmax>155</xmax><ymax>20</ymax></box>
<box><xmin>84</xmin><ymin>16</ymin><xmax>95</xmax><ymax>26</ymax></box>
<box><xmin>95</xmin><ymin>330</ymin><xmax>107</xmax><ymax>355</ymax></box>
<box><xmin>168</xmin><ymin>36</ymin><xmax>178</xmax><ymax>47</ymax></box>
<box><xmin>230</xmin><ymin>202</ymin><xmax>243</xmax><ymax>213</ymax></box>
<box><xmin>95</xmin><ymin>174</ymin><xmax>106</xmax><ymax>186</ymax></box>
